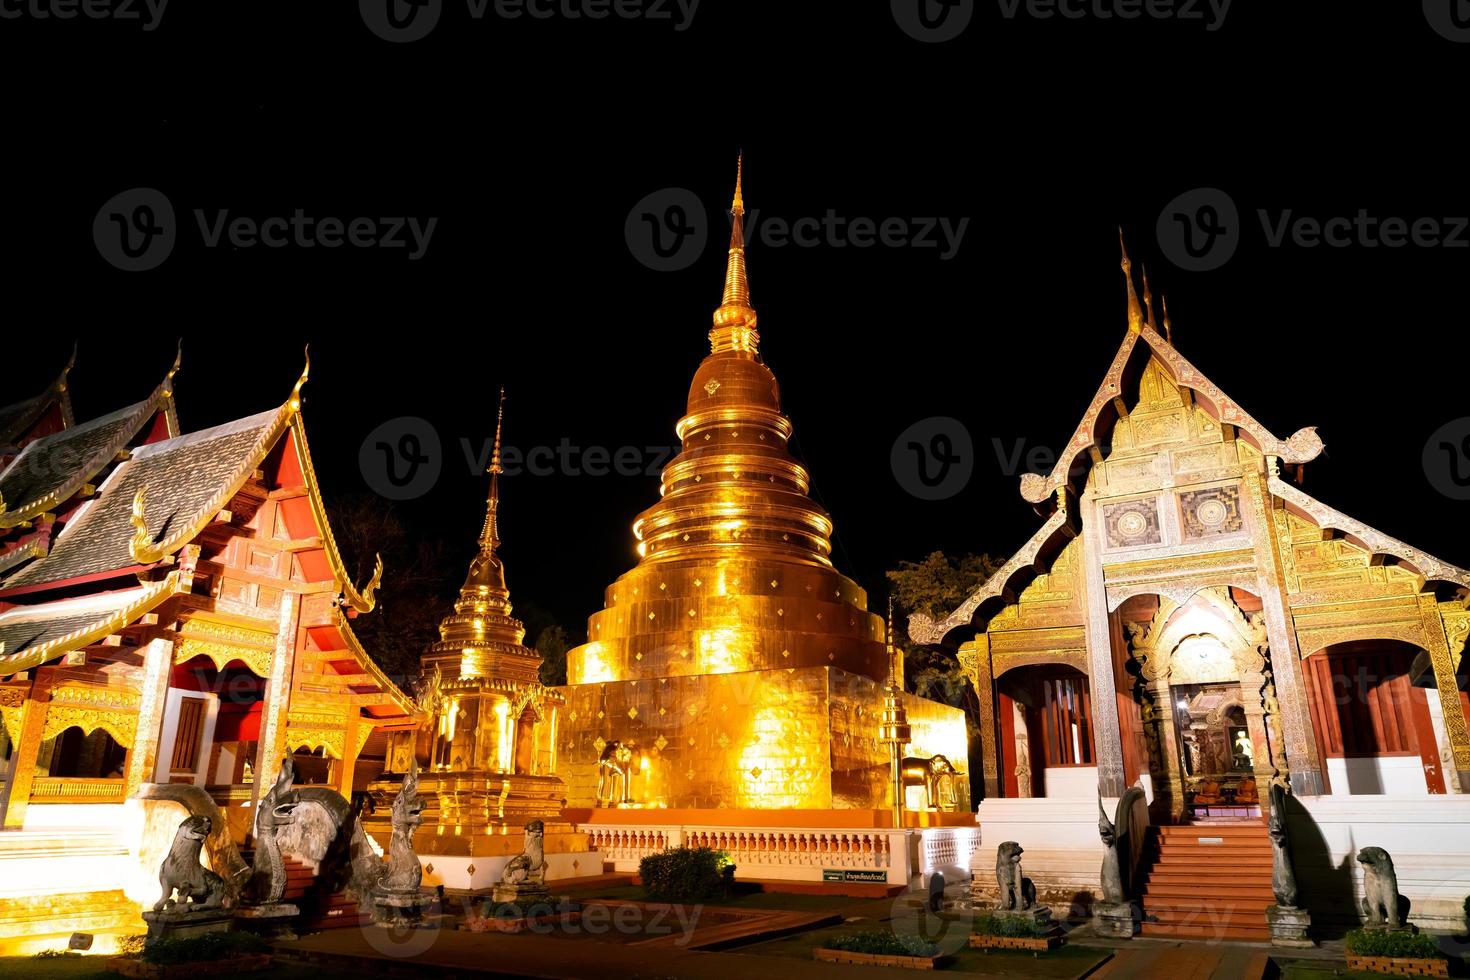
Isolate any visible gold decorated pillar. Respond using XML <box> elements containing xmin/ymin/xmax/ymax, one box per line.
<box><xmin>336</xmin><ymin>714</ymin><xmax>363</xmax><ymax>798</ymax></box>
<box><xmin>957</xmin><ymin>635</ymin><xmax>998</xmax><ymax>800</ymax></box>
<box><xmin>1425</xmin><ymin>597</ymin><xmax>1470</xmax><ymax>789</ymax></box>
<box><xmin>1244</xmin><ymin>466</ymin><xmax>1325</xmax><ymax>795</ymax></box>
<box><xmin>2</xmin><ymin>698</ymin><xmax>48</xmax><ymax>829</ymax></box>
<box><xmin>125</xmin><ymin>635</ymin><xmax>176</xmax><ymax>799</ymax></box>
<box><xmin>253</xmin><ymin>590</ymin><xmax>302</xmax><ymax>807</ymax></box>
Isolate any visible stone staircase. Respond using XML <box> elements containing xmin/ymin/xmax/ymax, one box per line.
<box><xmin>1138</xmin><ymin>822</ymin><xmax>1273</xmax><ymax>942</ymax></box>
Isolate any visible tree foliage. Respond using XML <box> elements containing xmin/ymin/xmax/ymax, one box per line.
<box><xmin>886</xmin><ymin>551</ymin><xmax>1001</xmax><ymax>802</ymax></box>
<box><xmin>327</xmin><ymin>493</ymin><xmax>455</xmax><ymax>683</ymax></box>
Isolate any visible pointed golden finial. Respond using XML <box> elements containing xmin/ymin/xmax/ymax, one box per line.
<box><xmin>128</xmin><ymin>486</ymin><xmax>158</xmax><ymax>562</ymax></box>
<box><xmin>480</xmin><ymin>387</ymin><xmax>506</xmax><ymax>551</ymax></box>
<box><xmin>57</xmin><ymin>342</ymin><xmax>77</xmax><ymax>393</ymax></box>
<box><xmin>1162</xmin><ymin>294</ymin><xmax>1174</xmax><ymax>343</ymax></box>
<box><xmin>731</xmin><ymin>151</ymin><xmax>745</xmax><ymax>217</ymax></box>
<box><xmin>711</xmin><ymin>154</ymin><xmax>759</xmax><ymax>354</ymax></box>
<box><xmin>289</xmin><ymin>346</ymin><xmax>310</xmax><ymax>412</ymax></box>
<box><xmin>1141</xmin><ymin>264</ymin><xmax>1156</xmax><ymax>330</ymax></box>
<box><xmin>1119</xmin><ymin>228</ymin><xmax>1143</xmax><ymax>333</ymax></box>
<box><xmin>489</xmin><ymin>386</ymin><xmax>506</xmax><ymax>476</ymax></box>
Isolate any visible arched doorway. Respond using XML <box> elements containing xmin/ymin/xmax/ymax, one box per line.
<box><xmin>997</xmin><ymin>664</ymin><xmax>1096</xmax><ymax>799</ymax></box>
<box><xmin>1121</xmin><ymin>588</ymin><xmax>1281</xmax><ymax>822</ymax></box>
<box><xmin>1302</xmin><ymin>639</ymin><xmax>1443</xmax><ymax>795</ymax></box>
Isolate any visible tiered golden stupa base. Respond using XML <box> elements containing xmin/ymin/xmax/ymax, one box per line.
<box><xmin>565</xmin><ymin>806</ymin><xmax>977</xmax><ymax>829</ymax></box>
<box><xmin>554</xmin><ymin>666</ymin><xmax>970</xmax><ymax>811</ymax></box>
<box><xmin>365</xmin><ymin>772</ymin><xmax>595</xmax><ymax>895</ymax></box>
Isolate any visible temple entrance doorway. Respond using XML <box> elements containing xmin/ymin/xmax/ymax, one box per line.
<box><xmin>1169</xmin><ymin>681</ymin><xmax>1260</xmax><ymax>819</ymax></box>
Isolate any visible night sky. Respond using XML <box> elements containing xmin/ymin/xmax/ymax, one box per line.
<box><xmin>6</xmin><ymin>4</ymin><xmax>1468</xmax><ymax>645</ymax></box>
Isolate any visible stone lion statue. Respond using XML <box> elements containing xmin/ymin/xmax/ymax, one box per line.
<box><xmin>501</xmin><ymin>819</ymin><xmax>548</xmax><ymax>886</ymax></box>
<box><xmin>1357</xmin><ymin>846</ymin><xmax>1402</xmax><ymax>929</ymax></box>
<box><xmin>154</xmin><ymin>815</ymin><xmax>228</xmax><ymax>913</ymax></box>
<box><xmin>995</xmin><ymin>841</ymin><xmax>1035</xmax><ymax>911</ymax></box>
<box><xmin>596</xmin><ymin>741</ymin><xmax>635</xmax><ymax>807</ymax></box>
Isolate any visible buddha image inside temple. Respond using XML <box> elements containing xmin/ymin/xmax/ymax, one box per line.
<box><xmin>3</xmin><ymin>155</ymin><xmax>1470</xmax><ymax>975</ymax></box>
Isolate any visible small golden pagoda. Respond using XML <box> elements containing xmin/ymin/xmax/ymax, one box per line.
<box><xmin>556</xmin><ymin>162</ymin><xmax>968</xmax><ymax>818</ymax></box>
<box><xmin>368</xmin><ymin>392</ymin><xmax>591</xmax><ymax>891</ymax></box>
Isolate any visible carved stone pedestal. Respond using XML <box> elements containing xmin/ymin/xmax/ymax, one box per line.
<box><xmin>1092</xmin><ymin>901</ymin><xmax>1138</xmax><ymax>939</ymax></box>
<box><xmin>491</xmin><ymin>881</ymin><xmax>552</xmax><ymax>910</ymax></box>
<box><xmin>373</xmin><ymin>888</ymin><xmax>438</xmax><ymax>926</ymax></box>
<box><xmin>233</xmin><ymin>902</ymin><xmax>300</xmax><ymax>940</ymax></box>
<box><xmin>140</xmin><ymin>908</ymin><xmax>233</xmax><ymax>946</ymax></box>
<box><xmin>1266</xmin><ymin>904</ymin><xmax>1313</xmax><ymax>947</ymax></box>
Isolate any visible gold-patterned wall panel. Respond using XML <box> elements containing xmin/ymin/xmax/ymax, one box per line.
<box><xmin>552</xmin><ymin>666</ymin><xmax>967</xmax><ymax>811</ymax></box>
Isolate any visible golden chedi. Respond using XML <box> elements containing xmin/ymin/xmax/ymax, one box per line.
<box><xmin>557</xmin><ymin>161</ymin><xmax>967</xmax><ymax>817</ymax></box>
<box><xmin>367</xmin><ymin>392</ymin><xmax>591</xmax><ymax>892</ymax></box>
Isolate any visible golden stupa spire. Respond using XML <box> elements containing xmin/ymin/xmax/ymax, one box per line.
<box><xmin>1119</xmin><ymin>228</ymin><xmax>1143</xmax><ymax>333</ymax></box>
<box><xmin>479</xmin><ymin>386</ymin><xmax>506</xmax><ymax>553</ymax></box>
<box><xmin>427</xmin><ymin>385</ymin><xmax>538</xmax><ymax>682</ymax></box>
<box><xmin>711</xmin><ymin>153</ymin><xmax>759</xmax><ymax>354</ymax></box>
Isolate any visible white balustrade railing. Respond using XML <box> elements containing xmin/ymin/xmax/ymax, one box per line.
<box><xmin>580</xmin><ymin>823</ymin><xmax>915</xmax><ymax>884</ymax></box>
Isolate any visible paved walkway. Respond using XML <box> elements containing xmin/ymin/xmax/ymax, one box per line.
<box><xmin>1087</xmin><ymin>943</ymin><xmax>1270</xmax><ymax>979</ymax></box>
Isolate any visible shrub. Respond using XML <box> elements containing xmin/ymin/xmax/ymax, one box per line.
<box><xmin>141</xmin><ymin>930</ymin><xmax>269</xmax><ymax>965</ymax></box>
<box><xmin>1344</xmin><ymin>928</ymin><xmax>1443</xmax><ymax>960</ymax></box>
<box><xmin>639</xmin><ymin>847</ymin><xmax>732</xmax><ymax>902</ymax></box>
<box><xmin>117</xmin><ymin>935</ymin><xmax>148</xmax><ymax>957</ymax></box>
<box><xmin>972</xmin><ymin>912</ymin><xmax>1048</xmax><ymax>938</ymax></box>
<box><xmin>822</xmin><ymin>931</ymin><xmax>941</xmax><ymax>957</ymax></box>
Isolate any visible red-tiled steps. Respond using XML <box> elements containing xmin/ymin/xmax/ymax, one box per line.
<box><xmin>1138</xmin><ymin>822</ymin><xmax>1274</xmax><ymax>942</ymax></box>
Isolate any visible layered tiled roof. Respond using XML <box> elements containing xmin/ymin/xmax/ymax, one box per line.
<box><xmin>0</xmin><ymin>573</ymin><xmax>184</xmax><ymax>677</ymax></box>
<box><xmin>0</xmin><ymin>353</ymin><xmax>179</xmax><ymax>529</ymax></box>
<box><xmin>2</xmin><ymin>410</ymin><xmax>280</xmax><ymax>591</ymax></box>
<box><xmin>0</xmin><ymin>349</ymin><xmax>76</xmax><ymax>450</ymax></box>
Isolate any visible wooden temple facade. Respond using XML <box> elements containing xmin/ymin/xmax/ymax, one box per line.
<box><xmin>909</xmin><ymin>241</ymin><xmax>1470</xmax><ymax>934</ymax></box>
<box><xmin>0</xmin><ymin>350</ymin><xmax>415</xmax><ymax>950</ymax></box>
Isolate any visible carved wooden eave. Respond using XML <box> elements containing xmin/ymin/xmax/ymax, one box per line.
<box><xmin>0</xmin><ymin>538</ymin><xmax>47</xmax><ymax>577</ymax></box>
<box><xmin>1268</xmin><ymin>472</ymin><xmax>1470</xmax><ymax>590</ymax></box>
<box><xmin>907</xmin><ymin>490</ymin><xmax>1078</xmax><ymax>647</ymax></box>
<box><xmin>0</xmin><ymin>569</ymin><xmax>186</xmax><ymax>678</ymax></box>
<box><xmin>1019</xmin><ymin>323</ymin><xmax>1324</xmax><ymax>507</ymax></box>
<box><xmin>330</xmin><ymin>605</ymin><xmax>417</xmax><ymax>718</ymax></box>
<box><xmin>0</xmin><ymin>345</ymin><xmax>76</xmax><ymax>448</ymax></box>
<box><xmin>282</xmin><ymin>411</ymin><xmax>381</xmax><ymax>614</ymax></box>
<box><xmin>0</xmin><ymin>349</ymin><xmax>182</xmax><ymax>529</ymax></box>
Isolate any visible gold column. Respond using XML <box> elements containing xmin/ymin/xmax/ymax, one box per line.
<box><xmin>958</xmin><ymin>635</ymin><xmax>999</xmax><ymax>800</ymax></box>
<box><xmin>1144</xmin><ymin>676</ymin><xmax>1185</xmax><ymax>821</ymax></box>
<box><xmin>1244</xmin><ymin>466</ymin><xmax>1324</xmax><ymax>795</ymax></box>
<box><xmin>1424</xmin><ymin>596</ymin><xmax>1470</xmax><ymax>788</ymax></box>
<box><xmin>125</xmin><ymin>636</ymin><xmax>176</xmax><ymax>799</ymax></box>
<box><xmin>336</xmin><ymin>714</ymin><xmax>362</xmax><ymax>798</ymax></box>
<box><xmin>2</xmin><ymin>699</ymin><xmax>49</xmax><ymax>829</ymax></box>
<box><xmin>253</xmin><ymin>591</ymin><xmax>302</xmax><ymax>807</ymax></box>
